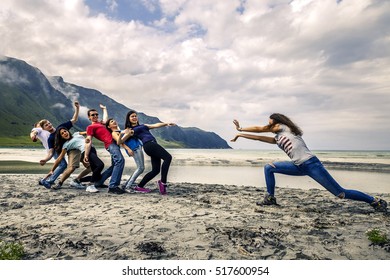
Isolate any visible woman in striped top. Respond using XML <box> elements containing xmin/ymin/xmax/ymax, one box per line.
<box><xmin>231</xmin><ymin>113</ymin><xmax>387</xmax><ymax>212</ymax></box>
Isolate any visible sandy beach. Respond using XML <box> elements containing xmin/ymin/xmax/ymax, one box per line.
<box><xmin>1</xmin><ymin>174</ymin><xmax>389</xmax><ymax>260</ymax></box>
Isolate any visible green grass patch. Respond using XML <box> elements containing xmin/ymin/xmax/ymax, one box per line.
<box><xmin>0</xmin><ymin>240</ymin><xmax>25</xmax><ymax>260</ymax></box>
<box><xmin>156</xmin><ymin>138</ymin><xmax>185</xmax><ymax>149</ymax></box>
<box><xmin>0</xmin><ymin>136</ymin><xmax>184</xmax><ymax>148</ymax></box>
<box><xmin>0</xmin><ymin>136</ymin><xmax>43</xmax><ymax>147</ymax></box>
<box><xmin>0</xmin><ymin>161</ymin><xmax>52</xmax><ymax>174</ymax></box>
<box><xmin>366</xmin><ymin>228</ymin><xmax>389</xmax><ymax>245</ymax></box>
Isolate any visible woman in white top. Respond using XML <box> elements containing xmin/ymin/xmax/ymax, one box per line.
<box><xmin>231</xmin><ymin>113</ymin><xmax>387</xmax><ymax>212</ymax></box>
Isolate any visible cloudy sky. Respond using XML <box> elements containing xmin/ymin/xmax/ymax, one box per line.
<box><xmin>1</xmin><ymin>0</ymin><xmax>389</xmax><ymax>150</ymax></box>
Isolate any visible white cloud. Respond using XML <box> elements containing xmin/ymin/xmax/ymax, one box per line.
<box><xmin>0</xmin><ymin>64</ymin><xmax>30</xmax><ymax>85</ymax></box>
<box><xmin>51</xmin><ymin>103</ymin><xmax>66</xmax><ymax>109</ymax></box>
<box><xmin>1</xmin><ymin>0</ymin><xmax>389</xmax><ymax>150</ymax></box>
<box><xmin>106</xmin><ymin>0</ymin><xmax>118</xmax><ymax>13</ymax></box>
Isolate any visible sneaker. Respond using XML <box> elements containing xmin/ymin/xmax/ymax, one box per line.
<box><xmin>371</xmin><ymin>198</ymin><xmax>388</xmax><ymax>212</ymax></box>
<box><xmin>70</xmin><ymin>179</ymin><xmax>85</xmax><ymax>189</ymax></box>
<box><xmin>107</xmin><ymin>186</ymin><xmax>125</xmax><ymax>194</ymax></box>
<box><xmin>157</xmin><ymin>180</ymin><xmax>167</xmax><ymax>195</ymax></box>
<box><xmin>39</xmin><ymin>179</ymin><xmax>52</xmax><ymax>189</ymax></box>
<box><xmin>86</xmin><ymin>185</ymin><xmax>99</xmax><ymax>193</ymax></box>
<box><xmin>134</xmin><ymin>186</ymin><xmax>152</xmax><ymax>193</ymax></box>
<box><xmin>256</xmin><ymin>194</ymin><xmax>277</xmax><ymax>206</ymax></box>
<box><xmin>123</xmin><ymin>186</ymin><xmax>134</xmax><ymax>193</ymax></box>
<box><xmin>51</xmin><ymin>182</ymin><xmax>62</xmax><ymax>190</ymax></box>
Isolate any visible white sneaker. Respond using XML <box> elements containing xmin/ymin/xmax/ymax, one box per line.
<box><xmin>86</xmin><ymin>185</ymin><xmax>99</xmax><ymax>193</ymax></box>
<box><xmin>70</xmin><ymin>179</ymin><xmax>85</xmax><ymax>189</ymax></box>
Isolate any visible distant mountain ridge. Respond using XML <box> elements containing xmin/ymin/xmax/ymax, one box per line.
<box><xmin>0</xmin><ymin>56</ymin><xmax>231</xmax><ymax>148</ymax></box>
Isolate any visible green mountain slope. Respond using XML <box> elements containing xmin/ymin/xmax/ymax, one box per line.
<box><xmin>0</xmin><ymin>56</ymin><xmax>231</xmax><ymax>148</ymax></box>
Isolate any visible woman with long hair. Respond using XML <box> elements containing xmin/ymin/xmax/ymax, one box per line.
<box><xmin>105</xmin><ymin>118</ymin><xmax>148</xmax><ymax>193</ymax></box>
<box><xmin>46</xmin><ymin>127</ymin><xmax>104</xmax><ymax>192</ymax></box>
<box><xmin>231</xmin><ymin>113</ymin><xmax>388</xmax><ymax>212</ymax></box>
<box><xmin>124</xmin><ymin>110</ymin><xmax>175</xmax><ymax>195</ymax></box>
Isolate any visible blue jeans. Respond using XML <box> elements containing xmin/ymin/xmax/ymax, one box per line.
<box><xmin>46</xmin><ymin>152</ymin><xmax>67</xmax><ymax>184</ymax></box>
<box><xmin>106</xmin><ymin>143</ymin><xmax>125</xmax><ymax>188</ymax></box>
<box><xmin>125</xmin><ymin>147</ymin><xmax>145</xmax><ymax>188</ymax></box>
<box><xmin>264</xmin><ymin>156</ymin><xmax>374</xmax><ymax>203</ymax></box>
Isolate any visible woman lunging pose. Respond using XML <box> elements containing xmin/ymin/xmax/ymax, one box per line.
<box><xmin>231</xmin><ymin>113</ymin><xmax>387</xmax><ymax>212</ymax></box>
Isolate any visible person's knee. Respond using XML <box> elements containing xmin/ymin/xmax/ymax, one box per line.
<box><xmin>264</xmin><ymin>163</ymin><xmax>276</xmax><ymax>173</ymax></box>
<box><xmin>65</xmin><ymin>166</ymin><xmax>76</xmax><ymax>175</ymax></box>
<box><xmin>165</xmin><ymin>154</ymin><xmax>172</xmax><ymax>163</ymax></box>
<box><xmin>95</xmin><ymin>160</ymin><xmax>104</xmax><ymax>169</ymax></box>
<box><xmin>115</xmin><ymin>157</ymin><xmax>125</xmax><ymax>167</ymax></box>
<box><xmin>151</xmin><ymin>166</ymin><xmax>161</xmax><ymax>176</ymax></box>
<box><xmin>337</xmin><ymin>192</ymin><xmax>345</xmax><ymax>199</ymax></box>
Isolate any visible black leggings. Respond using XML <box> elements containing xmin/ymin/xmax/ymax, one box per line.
<box><xmin>138</xmin><ymin>141</ymin><xmax>172</xmax><ymax>187</ymax></box>
<box><xmin>81</xmin><ymin>146</ymin><xmax>104</xmax><ymax>183</ymax></box>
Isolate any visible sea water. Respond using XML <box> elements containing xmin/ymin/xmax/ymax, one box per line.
<box><xmin>1</xmin><ymin>148</ymin><xmax>389</xmax><ymax>193</ymax></box>
<box><xmin>166</xmin><ymin>149</ymin><xmax>390</xmax><ymax>194</ymax></box>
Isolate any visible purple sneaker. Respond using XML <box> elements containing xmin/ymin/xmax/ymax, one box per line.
<box><xmin>157</xmin><ymin>180</ymin><xmax>167</xmax><ymax>195</ymax></box>
<box><xmin>134</xmin><ymin>186</ymin><xmax>152</xmax><ymax>193</ymax></box>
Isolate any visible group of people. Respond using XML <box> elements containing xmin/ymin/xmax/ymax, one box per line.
<box><xmin>31</xmin><ymin>103</ymin><xmax>388</xmax><ymax>212</ymax></box>
<box><xmin>30</xmin><ymin>101</ymin><xmax>175</xmax><ymax>195</ymax></box>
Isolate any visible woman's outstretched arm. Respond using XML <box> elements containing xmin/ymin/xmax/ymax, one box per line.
<box><xmin>147</xmin><ymin>122</ymin><xmax>176</xmax><ymax>129</ymax></box>
<box><xmin>231</xmin><ymin>133</ymin><xmax>276</xmax><ymax>144</ymax></box>
<box><xmin>233</xmin><ymin>119</ymin><xmax>279</xmax><ymax>133</ymax></box>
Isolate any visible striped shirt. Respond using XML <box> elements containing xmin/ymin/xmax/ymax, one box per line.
<box><xmin>274</xmin><ymin>124</ymin><xmax>314</xmax><ymax>165</ymax></box>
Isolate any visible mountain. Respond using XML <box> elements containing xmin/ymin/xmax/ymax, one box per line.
<box><xmin>0</xmin><ymin>56</ymin><xmax>231</xmax><ymax>148</ymax></box>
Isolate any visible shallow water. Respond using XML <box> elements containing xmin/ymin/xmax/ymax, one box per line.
<box><xmin>1</xmin><ymin>148</ymin><xmax>389</xmax><ymax>193</ymax></box>
<box><xmin>168</xmin><ymin>165</ymin><xmax>390</xmax><ymax>194</ymax></box>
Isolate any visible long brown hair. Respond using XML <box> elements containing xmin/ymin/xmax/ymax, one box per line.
<box><xmin>125</xmin><ymin>110</ymin><xmax>139</xmax><ymax>128</ymax></box>
<box><xmin>54</xmin><ymin>127</ymin><xmax>72</xmax><ymax>154</ymax></box>
<box><xmin>269</xmin><ymin>113</ymin><xmax>303</xmax><ymax>136</ymax></box>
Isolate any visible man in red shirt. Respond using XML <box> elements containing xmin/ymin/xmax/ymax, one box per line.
<box><xmin>84</xmin><ymin>104</ymin><xmax>125</xmax><ymax>194</ymax></box>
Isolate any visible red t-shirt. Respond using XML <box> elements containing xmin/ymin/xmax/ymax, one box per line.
<box><xmin>86</xmin><ymin>122</ymin><xmax>113</xmax><ymax>149</ymax></box>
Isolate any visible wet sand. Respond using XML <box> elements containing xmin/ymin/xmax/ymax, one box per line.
<box><xmin>0</xmin><ymin>174</ymin><xmax>389</xmax><ymax>260</ymax></box>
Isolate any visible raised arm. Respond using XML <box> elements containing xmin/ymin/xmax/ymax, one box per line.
<box><xmin>146</xmin><ymin>122</ymin><xmax>176</xmax><ymax>129</ymax></box>
<box><xmin>100</xmin><ymin>104</ymin><xmax>108</xmax><ymax>123</ymax></box>
<box><xmin>70</xmin><ymin>101</ymin><xmax>80</xmax><ymax>124</ymax></box>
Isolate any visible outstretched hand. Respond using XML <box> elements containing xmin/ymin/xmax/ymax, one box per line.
<box><xmin>233</xmin><ymin>119</ymin><xmax>241</xmax><ymax>131</ymax></box>
<box><xmin>74</xmin><ymin>101</ymin><xmax>80</xmax><ymax>108</ymax></box>
<box><xmin>99</xmin><ymin>104</ymin><xmax>106</xmax><ymax>109</ymax></box>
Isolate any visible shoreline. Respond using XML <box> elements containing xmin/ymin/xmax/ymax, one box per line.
<box><xmin>1</xmin><ymin>174</ymin><xmax>389</xmax><ymax>260</ymax></box>
<box><xmin>1</xmin><ymin>159</ymin><xmax>390</xmax><ymax>174</ymax></box>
